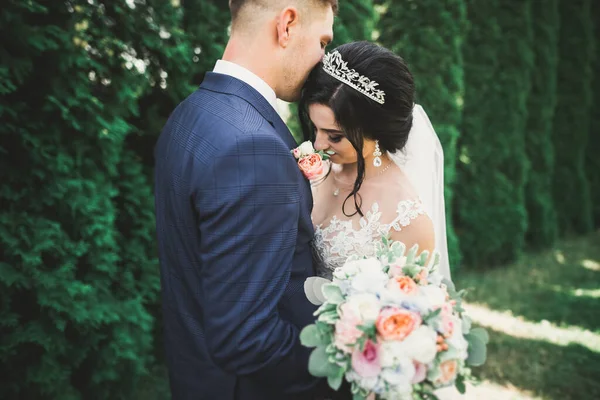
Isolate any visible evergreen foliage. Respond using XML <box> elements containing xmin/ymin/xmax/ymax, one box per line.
<box><xmin>524</xmin><ymin>0</ymin><xmax>560</xmax><ymax>248</ymax></box>
<box><xmin>377</xmin><ymin>0</ymin><xmax>468</xmax><ymax>268</ymax></box>
<box><xmin>0</xmin><ymin>1</ymin><xmax>200</xmax><ymax>397</ymax></box>
<box><xmin>552</xmin><ymin>0</ymin><xmax>594</xmax><ymax>234</ymax></box>
<box><xmin>588</xmin><ymin>1</ymin><xmax>600</xmax><ymax>228</ymax></box>
<box><xmin>457</xmin><ymin>0</ymin><xmax>534</xmax><ymax>266</ymax></box>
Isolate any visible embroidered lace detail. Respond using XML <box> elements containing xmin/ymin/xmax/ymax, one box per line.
<box><xmin>312</xmin><ymin>199</ymin><xmax>425</xmax><ymax>279</ymax></box>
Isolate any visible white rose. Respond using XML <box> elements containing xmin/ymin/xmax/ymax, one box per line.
<box><xmin>344</xmin><ymin>293</ymin><xmax>381</xmax><ymax>321</ymax></box>
<box><xmin>388</xmin><ymin>256</ymin><xmax>408</xmax><ymax>277</ymax></box>
<box><xmin>351</xmin><ymin>268</ymin><xmax>388</xmax><ymax>294</ymax></box>
<box><xmin>419</xmin><ymin>285</ymin><xmax>446</xmax><ymax>308</ymax></box>
<box><xmin>345</xmin><ymin>258</ymin><xmax>383</xmax><ymax>274</ymax></box>
<box><xmin>401</xmin><ymin>326</ymin><xmax>438</xmax><ymax>364</ymax></box>
<box><xmin>298</xmin><ymin>141</ymin><xmax>315</xmax><ymax>157</ymax></box>
<box><xmin>381</xmin><ymin>358</ymin><xmax>415</xmax><ymax>386</ymax></box>
<box><xmin>356</xmin><ymin>376</ymin><xmax>379</xmax><ymax>391</ymax></box>
<box><xmin>380</xmin><ymin>341</ymin><xmax>400</xmax><ymax>368</ymax></box>
<box><xmin>446</xmin><ymin>318</ymin><xmax>469</xmax><ymax>359</ymax></box>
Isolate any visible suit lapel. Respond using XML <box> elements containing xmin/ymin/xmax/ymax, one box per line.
<box><xmin>200</xmin><ymin>72</ymin><xmax>298</xmax><ymax>150</ymax></box>
<box><xmin>200</xmin><ymin>72</ymin><xmax>312</xmax><ymax>208</ymax></box>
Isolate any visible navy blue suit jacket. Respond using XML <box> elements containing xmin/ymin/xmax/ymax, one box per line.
<box><xmin>154</xmin><ymin>72</ymin><xmax>325</xmax><ymax>399</ymax></box>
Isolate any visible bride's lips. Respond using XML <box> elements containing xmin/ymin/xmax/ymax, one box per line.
<box><xmin>326</xmin><ymin>150</ymin><xmax>336</xmax><ymax>156</ymax></box>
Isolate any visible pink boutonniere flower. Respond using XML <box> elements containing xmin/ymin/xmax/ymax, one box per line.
<box><xmin>291</xmin><ymin>141</ymin><xmax>330</xmax><ymax>181</ymax></box>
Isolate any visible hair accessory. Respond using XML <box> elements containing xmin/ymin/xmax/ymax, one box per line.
<box><xmin>322</xmin><ymin>51</ymin><xmax>386</xmax><ymax>105</ymax></box>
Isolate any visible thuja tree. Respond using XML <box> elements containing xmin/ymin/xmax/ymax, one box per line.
<box><xmin>377</xmin><ymin>0</ymin><xmax>468</xmax><ymax>269</ymax></box>
<box><xmin>0</xmin><ymin>0</ymin><xmax>192</xmax><ymax>398</ymax></box>
<box><xmin>552</xmin><ymin>0</ymin><xmax>594</xmax><ymax>234</ymax></box>
<box><xmin>456</xmin><ymin>0</ymin><xmax>534</xmax><ymax>266</ymax></box>
<box><xmin>587</xmin><ymin>0</ymin><xmax>600</xmax><ymax>228</ymax></box>
<box><xmin>524</xmin><ymin>0</ymin><xmax>560</xmax><ymax>248</ymax></box>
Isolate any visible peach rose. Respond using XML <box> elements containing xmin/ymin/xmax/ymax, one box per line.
<box><xmin>436</xmin><ymin>359</ymin><xmax>458</xmax><ymax>385</ymax></box>
<box><xmin>298</xmin><ymin>153</ymin><xmax>324</xmax><ymax>180</ymax></box>
<box><xmin>376</xmin><ymin>307</ymin><xmax>421</xmax><ymax>341</ymax></box>
<box><xmin>387</xmin><ymin>275</ymin><xmax>418</xmax><ymax>295</ymax></box>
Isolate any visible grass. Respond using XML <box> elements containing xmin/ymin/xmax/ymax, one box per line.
<box><xmin>136</xmin><ymin>232</ymin><xmax>600</xmax><ymax>399</ymax></box>
<box><xmin>454</xmin><ymin>231</ymin><xmax>600</xmax><ymax>399</ymax></box>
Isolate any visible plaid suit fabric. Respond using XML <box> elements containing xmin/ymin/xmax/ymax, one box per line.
<box><xmin>154</xmin><ymin>73</ymin><xmax>322</xmax><ymax>400</ymax></box>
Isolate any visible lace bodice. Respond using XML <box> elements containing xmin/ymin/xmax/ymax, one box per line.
<box><xmin>312</xmin><ymin>199</ymin><xmax>426</xmax><ymax>279</ymax></box>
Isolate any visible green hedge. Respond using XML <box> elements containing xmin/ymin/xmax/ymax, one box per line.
<box><xmin>552</xmin><ymin>0</ymin><xmax>594</xmax><ymax>234</ymax></box>
<box><xmin>524</xmin><ymin>0</ymin><xmax>560</xmax><ymax>248</ymax></box>
<box><xmin>588</xmin><ymin>1</ymin><xmax>600</xmax><ymax>228</ymax></box>
<box><xmin>0</xmin><ymin>1</ymin><xmax>195</xmax><ymax>397</ymax></box>
<box><xmin>377</xmin><ymin>0</ymin><xmax>468</xmax><ymax>269</ymax></box>
<box><xmin>456</xmin><ymin>0</ymin><xmax>533</xmax><ymax>266</ymax></box>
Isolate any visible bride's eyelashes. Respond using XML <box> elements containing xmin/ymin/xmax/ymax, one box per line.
<box><xmin>328</xmin><ymin>135</ymin><xmax>343</xmax><ymax>143</ymax></box>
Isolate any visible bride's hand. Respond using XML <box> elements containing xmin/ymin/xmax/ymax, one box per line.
<box><xmin>367</xmin><ymin>394</ymin><xmax>376</xmax><ymax>400</ymax></box>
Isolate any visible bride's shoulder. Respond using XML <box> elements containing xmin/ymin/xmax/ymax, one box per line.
<box><xmin>384</xmin><ymin>192</ymin><xmax>435</xmax><ymax>255</ymax></box>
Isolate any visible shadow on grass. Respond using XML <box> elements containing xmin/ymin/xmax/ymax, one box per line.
<box><xmin>456</xmin><ymin>232</ymin><xmax>600</xmax><ymax>332</ymax></box>
<box><xmin>474</xmin><ymin>327</ymin><xmax>600</xmax><ymax>400</ymax></box>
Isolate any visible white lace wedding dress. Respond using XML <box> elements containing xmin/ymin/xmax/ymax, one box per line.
<box><xmin>313</xmin><ymin>199</ymin><xmax>426</xmax><ymax>280</ymax></box>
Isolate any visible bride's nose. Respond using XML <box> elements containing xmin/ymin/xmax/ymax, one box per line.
<box><xmin>314</xmin><ymin>132</ymin><xmax>328</xmax><ymax>151</ymax></box>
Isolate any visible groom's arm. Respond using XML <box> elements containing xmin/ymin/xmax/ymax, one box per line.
<box><xmin>193</xmin><ymin>129</ymin><xmax>321</xmax><ymax>394</ymax></box>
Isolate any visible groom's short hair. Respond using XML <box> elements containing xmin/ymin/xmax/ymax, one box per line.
<box><xmin>229</xmin><ymin>0</ymin><xmax>338</xmax><ymax>25</ymax></box>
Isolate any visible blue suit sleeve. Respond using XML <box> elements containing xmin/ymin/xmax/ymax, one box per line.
<box><xmin>194</xmin><ymin>129</ymin><xmax>320</xmax><ymax>394</ymax></box>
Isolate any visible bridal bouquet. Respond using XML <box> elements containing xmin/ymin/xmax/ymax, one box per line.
<box><xmin>301</xmin><ymin>238</ymin><xmax>488</xmax><ymax>400</ymax></box>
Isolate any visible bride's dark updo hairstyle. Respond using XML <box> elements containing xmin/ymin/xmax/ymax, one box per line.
<box><xmin>299</xmin><ymin>41</ymin><xmax>415</xmax><ymax>217</ymax></box>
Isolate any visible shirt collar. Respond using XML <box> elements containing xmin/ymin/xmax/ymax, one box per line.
<box><xmin>213</xmin><ymin>59</ymin><xmax>278</xmax><ymax>112</ymax></box>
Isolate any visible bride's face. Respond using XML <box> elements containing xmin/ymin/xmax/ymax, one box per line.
<box><xmin>309</xmin><ymin>103</ymin><xmax>374</xmax><ymax>164</ymax></box>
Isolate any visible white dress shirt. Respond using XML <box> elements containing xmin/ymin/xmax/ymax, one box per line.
<box><xmin>212</xmin><ymin>59</ymin><xmax>278</xmax><ymax>112</ymax></box>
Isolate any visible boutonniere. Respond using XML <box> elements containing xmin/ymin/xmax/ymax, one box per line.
<box><xmin>291</xmin><ymin>141</ymin><xmax>330</xmax><ymax>181</ymax></box>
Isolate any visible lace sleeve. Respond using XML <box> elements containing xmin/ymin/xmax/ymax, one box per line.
<box><xmin>384</xmin><ymin>199</ymin><xmax>427</xmax><ymax>232</ymax></box>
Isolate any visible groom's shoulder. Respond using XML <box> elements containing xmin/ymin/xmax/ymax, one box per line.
<box><xmin>179</xmin><ymin>86</ymin><xmax>270</xmax><ymax>134</ymax></box>
<box><xmin>162</xmin><ymin>88</ymin><xmax>287</xmax><ymax>159</ymax></box>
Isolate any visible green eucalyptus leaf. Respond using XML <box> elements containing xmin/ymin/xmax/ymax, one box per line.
<box><xmin>465</xmin><ymin>333</ymin><xmax>487</xmax><ymax>366</ymax></box>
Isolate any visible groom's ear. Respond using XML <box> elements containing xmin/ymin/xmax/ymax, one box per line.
<box><xmin>276</xmin><ymin>7</ymin><xmax>299</xmax><ymax>48</ymax></box>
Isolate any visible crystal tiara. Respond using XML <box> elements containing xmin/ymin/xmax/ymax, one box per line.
<box><xmin>322</xmin><ymin>51</ymin><xmax>386</xmax><ymax>105</ymax></box>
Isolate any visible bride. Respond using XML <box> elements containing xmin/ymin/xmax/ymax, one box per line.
<box><xmin>299</xmin><ymin>41</ymin><xmax>459</xmax><ymax>399</ymax></box>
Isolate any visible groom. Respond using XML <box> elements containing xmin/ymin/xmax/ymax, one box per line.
<box><xmin>154</xmin><ymin>1</ymin><xmax>338</xmax><ymax>399</ymax></box>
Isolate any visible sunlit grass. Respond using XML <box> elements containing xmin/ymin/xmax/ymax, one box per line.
<box><xmin>455</xmin><ymin>231</ymin><xmax>600</xmax><ymax>400</ymax></box>
<box><xmin>464</xmin><ymin>302</ymin><xmax>600</xmax><ymax>351</ymax></box>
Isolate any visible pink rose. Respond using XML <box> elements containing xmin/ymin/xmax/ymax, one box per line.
<box><xmin>292</xmin><ymin>147</ymin><xmax>301</xmax><ymax>159</ymax></box>
<box><xmin>334</xmin><ymin>303</ymin><xmax>363</xmax><ymax>353</ymax></box>
<box><xmin>415</xmin><ymin>268</ymin><xmax>429</xmax><ymax>285</ymax></box>
<box><xmin>376</xmin><ymin>307</ymin><xmax>421</xmax><ymax>341</ymax></box>
<box><xmin>412</xmin><ymin>362</ymin><xmax>427</xmax><ymax>384</ymax></box>
<box><xmin>388</xmin><ymin>257</ymin><xmax>407</xmax><ymax>278</ymax></box>
<box><xmin>351</xmin><ymin>340</ymin><xmax>381</xmax><ymax>378</ymax></box>
<box><xmin>387</xmin><ymin>275</ymin><xmax>418</xmax><ymax>295</ymax></box>
<box><xmin>436</xmin><ymin>360</ymin><xmax>459</xmax><ymax>385</ymax></box>
<box><xmin>438</xmin><ymin>303</ymin><xmax>455</xmax><ymax>337</ymax></box>
<box><xmin>298</xmin><ymin>153</ymin><xmax>325</xmax><ymax>180</ymax></box>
